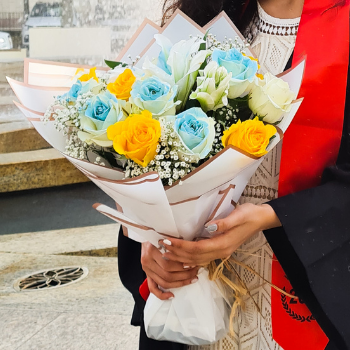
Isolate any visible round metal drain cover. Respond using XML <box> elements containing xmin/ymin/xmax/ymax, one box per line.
<box><xmin>14</xmin><ymin>267</ymin><xmax>88</xmax><ymax>292</ymax></box>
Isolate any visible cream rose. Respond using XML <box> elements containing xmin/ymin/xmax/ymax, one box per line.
<box><xmin>248</xmin><ymin>72</ymin><xmax>296</xmax><ymax>124</ymax></box>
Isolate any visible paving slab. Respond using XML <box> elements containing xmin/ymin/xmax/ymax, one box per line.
<box><xmin>0</xmin><ymin>253</ymin><xmax>133</xmax><ymax>315</ymax></box>
<box><xmin>0</xmin><ymin>309</ymin><xmax>61</xmax><ymax>350</ymax></box>
<box><xmin>17</xmin><ymin>313</ymin><xmax>139</xmax><ymax>350</ymax></box>
<box><xmin>0</xmin><ymin>253</ymin><xmax>139</xmax><ymax>349</ymax></box>
<box><xmin>0</xmin><ymin>224</ymin><xmax>120</xmax><ymax>255</ymax></box>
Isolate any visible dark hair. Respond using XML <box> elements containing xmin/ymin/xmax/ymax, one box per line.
<box><xmin>162</xmin><ymin>0</ymin><xmax>346</xmax><ymax>31</ymax></box>
<box><xmin>162</xmin><ymin>0</ymin><xmax>257</xmax><ymax>31</ymax></box>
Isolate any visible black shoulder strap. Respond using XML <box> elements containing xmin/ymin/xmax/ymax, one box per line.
<box><xmin>284</xmin><ymin>51</ymin><xmax>294</xmax><ymax>71</ymax></box>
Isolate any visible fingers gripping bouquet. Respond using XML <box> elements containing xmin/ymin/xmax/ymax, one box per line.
<box><xmin>8</xmin><ymin>10</ymin><xmax>304</xmax><ymax>346</ymax></box>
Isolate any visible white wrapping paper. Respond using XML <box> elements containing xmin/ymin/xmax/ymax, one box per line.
<box><xmin>7</xmin><ymin>10</ymin><xmax>306</xmax><ymax>345</ymax></box>
<box><xmin>144</xmin><ymin>269</ymin><xmax>229</xmax><ymax>345</ymax></box>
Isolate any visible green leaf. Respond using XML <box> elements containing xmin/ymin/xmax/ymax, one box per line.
<box><xmin>271</xmin><ymin>117</ymin><xmax>283</xmax><ymax>126</ymax></box>
<box><xmin>203</xmin><ymin>28</ymin><xmax>210</xmax><ymax>42</ymax></box>
<box><xmin>105</xmin><ymin>60</ymin><xmax>128</xmax><ymax>69</ymax></box>
<box><xmin>199</xmin><ymin>29</ymin><xmax>211</xmax><ymax>51</ymax></box>
<box><xmin>184</xmin><ymin>97</ymin><xmax>201</xmax><ymax>110</ymax></box>
<box><xmin>228</xmin><ymin>96</ymin><xmax>253</xmax><ymax>122</ymax></box>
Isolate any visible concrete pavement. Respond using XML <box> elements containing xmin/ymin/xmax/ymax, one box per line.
<box><xmin>0</xmin><ymin>224</ymin><xmax>140</xmax><ymax>350</ymax></box>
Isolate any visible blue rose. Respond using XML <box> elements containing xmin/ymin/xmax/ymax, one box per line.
<box><xmin>59</xmin><ymin>78</ymin><xmax>102</xmax><ymax>102</ymax></box>
<box><xmin>78</xmin><ymin>91</ymin><xmax>126</xmax><ymax>147</ymax></box>
<box><xmin>174</xmin><ymin>107</ymin><xmax>215</xmax><ymax>161</ymax></box>
<box><xmin>59</xmin><ymin>81</ymin><xmax>82</xmax><ymax>102</ymax></box>
<box><xmin>212</xmin><ymin>48</ymin><xmax>258</xmax><ymax>98</ymax></box>
<box><xmin>85</xmin><ymin>91</ymin><xmax>118</xmax><ymax>122</ymax></box>
<box><xmin>130</xmin><ymin>77</ymin><xmax>179</xmax><ymax>116</ymax></box>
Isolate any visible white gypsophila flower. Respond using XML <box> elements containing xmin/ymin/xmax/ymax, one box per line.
<box><xmin>206</xmin><ymin>34</ymin><xmax>248</xmax><ymax>53</ymax></box>
<box><xmin>123</xmin><ymin>117</ymin><xmax>196</xmax><ymax>186</ymax></box>
<box><xmin>190</xmin><ymin>61</ymin><xmax>232</xmax><ymax>112</ymax></box>
<box><xmin>249</xmin><ymin>72</ymin><xmax>296</xmax><ymax>124</ymax></box>
<box><xmin>65</xmin><ymin>132</ymin><xmax>89</xmax><ymax>160</ymax></box>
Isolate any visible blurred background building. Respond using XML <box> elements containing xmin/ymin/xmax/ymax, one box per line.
<box><xmin>0</xmin><ymin>0</ymin><xmax>161</xmax><ymax>55</ymax></box>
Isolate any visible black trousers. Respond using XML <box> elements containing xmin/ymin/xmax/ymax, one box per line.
<box><xmin>118</xmin><ymin>228</ymin><xmax>186</xmax><ymax>350</ymax></box>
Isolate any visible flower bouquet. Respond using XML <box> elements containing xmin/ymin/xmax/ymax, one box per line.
<box><xmin>8</xmin><ymin>9</ymin><xmax>304</xmax><ymax>345</ymax></box>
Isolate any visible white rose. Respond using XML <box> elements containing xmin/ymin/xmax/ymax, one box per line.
<box><xmin>190</xmin><ymin>61</ymin><xmax>232</xmax><ymax>112</ymax></box>
<box><xmin>249</xmin><ymin>72</ymin><xmax>296</xmax><ymax>124</ymax></box>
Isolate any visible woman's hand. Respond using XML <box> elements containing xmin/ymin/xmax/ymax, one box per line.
<box><xmin>160</xmin><ymin>203</ymin><xmax>282</xmax><ymax>266</ymax></box>
<box><xmin>141</xmin><ymin>242</ymin><xmax>200</xmax><ymax>300</ymax></box>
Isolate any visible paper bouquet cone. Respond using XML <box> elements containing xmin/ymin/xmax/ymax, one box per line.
<box><xmin>8</xmin><ymin>9</ymin><xmax>306</xmax><ymax>345</ymax></box>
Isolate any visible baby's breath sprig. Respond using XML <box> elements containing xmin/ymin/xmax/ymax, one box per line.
<box><xmin>42</xmin><ymin>92</ymin><xmax>99</xmax><ymax>161</ymax></box>
<box><xmin>206</xmin><ymin>34</ymin><xmax>247</xmax><ymax>54</ymax></box>
<box><xmin>124</xmin><ymin>117</ymin><xmax>197</xmax><ymax>186</ymax></box>
<box><xmin>207</xmin><ymin>105</ymin><xmax>239</xmax><ymax>154</ymax></box>
<box><xmin>65</xmin><ymin>132</ymin><xmax>89</xmax><ymax>160</ymax></box>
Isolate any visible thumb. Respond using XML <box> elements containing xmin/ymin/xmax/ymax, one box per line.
<box><xmin>205</xmin><ymin>207</ymin><xmax>240</xmax><ymax>234</ymax></box>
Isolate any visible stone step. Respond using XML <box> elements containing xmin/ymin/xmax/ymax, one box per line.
<box><xmin>0</xmin><ymin>84</ymin><xmax>15</xmax><ymax>97</ymax></box>
<box><xmin>0</xmin><ymin>148</ymin><xmax>90</xmax><ymax>192</ymax></box>
<box><xmin>0</xmin><ymin>104</ymin><xmax>27</xmax><ymax>124</ymax></box>
<box><xmin>0</xmin><ymin>121</ymin><xmax>51</xmax><ymax>153</ymax></box>
<box><xmin>0</xmin><ymin>224</ymin><xmax>119</xmax><ymax>255</ymax></box>
<box><xmin>0</xmin><ymin>61</ymin><xmax>23</xmax><ymax>84</ymax></box>
<box><xmin>0</xmin><ymin>96</ymin><xmax>17</xmax><ymax>106</ymax></box>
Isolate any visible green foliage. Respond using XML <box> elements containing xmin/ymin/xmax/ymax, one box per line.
<box><xmin>184</xmin><ymin>97</ymin><xmax>201</xmax><ymax>111</ymax></box>
<box><xmin>105</xmin><ymin>60</ymin><xmax>128</xmax><ymax>69</ymax></box>
<box><xmin>199</xmin><ymin>29</ymin><xmax>210</xmax><ymax>51</ymax></box>
<box><xmin>87</xmin><ymin>148</ymin><xmax>127</xmax><ymax>170</ymax></box>
<box><xmin>227</xmin><ymin>95</ymin><xmax>252</xmax><ymax>122</ymax></box>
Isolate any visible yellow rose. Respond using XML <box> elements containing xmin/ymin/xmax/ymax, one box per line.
<box><xmin>78</xmin><ymin>67</ymin><xmax>99</xmax><ymax>82</ymax></box>
<box><xmin>222</xmin><ymin>117</ymin><xmax>276</xmax><ymax>157</ymax></box>
<box><xmin>107</xmin><ymin>69</ymin><xmax>136</xmax><ymax>101</ymax></box>
<box><xmin>107</xmin><ymin>110</ymin><xmax>161</xmax><ymax>167</ymax></box>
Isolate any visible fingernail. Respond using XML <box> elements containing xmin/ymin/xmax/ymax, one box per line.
<box><xmin>162</xmin><ymin>256</ymin><xmax>169</xmax><ymax>261</ymax></box>
<box><xmin>205</xmin><ymin>224</ymin><xmax>218</xmax><ymax>233</ymax></box>
<box><xmin>184</xmin><ymin>265</ymin><xmax>190</xmax><ymax>269</ymax></box>
<box><xmin>191</xmin><ymin>277</ymin><xmax>199</xmax><ymax>284</ymax></box>
<box><xmin>163</xmin><ymin>239</ymin><xmax>172</xmax><ymax>246</ymax></box>
<box><xmin>169</xmin><ymin>296</ymin><xmax>174</xmax><ymax>300</ymax></box>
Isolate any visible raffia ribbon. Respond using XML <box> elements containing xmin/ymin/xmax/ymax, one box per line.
<box><xmin>207</xmin><ymin>255</ymin><xmax>297</xmax><ymax>334</ymax></box>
